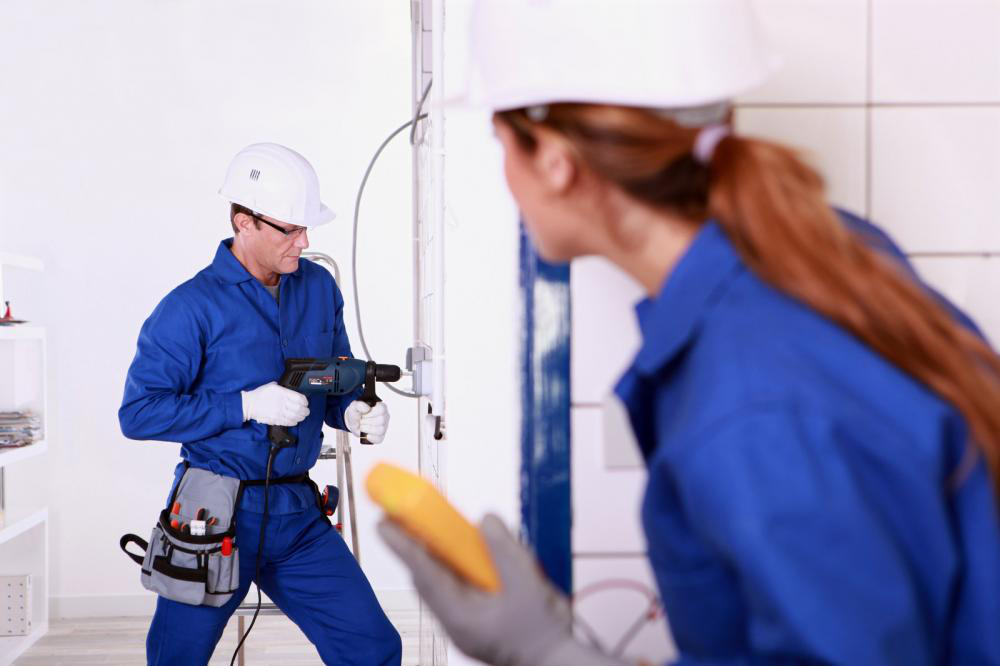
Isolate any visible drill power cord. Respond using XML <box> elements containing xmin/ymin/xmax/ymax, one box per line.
<box><xmin>229</xmin><ymin>446</ymin><xmax>277</xmax><ymax>666</ymax></box>
<box><xmin>351</xmin><ymin>80</ymin><xmax>431</xmax><ymax>399</ymax></box>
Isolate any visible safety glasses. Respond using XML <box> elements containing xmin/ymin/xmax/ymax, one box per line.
<box><xmin>251</xmin><ymin>213</ymin><xmax>307</xmax><ymax>239</ymax></box>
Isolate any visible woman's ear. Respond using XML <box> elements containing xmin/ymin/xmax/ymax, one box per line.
<box><xmin>532</xmin><ymin>128</ymin><xmax>578</xmax><ymax>195</ymax></box>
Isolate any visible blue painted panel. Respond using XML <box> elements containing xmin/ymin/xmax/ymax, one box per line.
<box><xmin>519</xmin><ymin>223</ymin><xmax>573</xmax><ymax>595</ymax></box>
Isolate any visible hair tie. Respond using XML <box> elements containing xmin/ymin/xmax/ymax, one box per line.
<box><xmin>693</xmin><ymin>124</ymin><xmax>731</xmax><ymax>164</ymax></box>
<box><xmin>525</xmin><ymin>105</ymin><xmax>550</xmax><ymax>122</ymax></box>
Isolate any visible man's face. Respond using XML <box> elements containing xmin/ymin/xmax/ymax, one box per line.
<box><xmin>238</xmin><ymin>212</ymin><xmax>310</xmax><ymax>275</ymax></box>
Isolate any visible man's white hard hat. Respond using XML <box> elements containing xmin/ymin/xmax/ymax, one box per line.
<box><xmin>219</xmin><ymin>143</ymin><xmax>335</xmax><ymax>228</ymax></box>
<box><xmin>455</xmin><ymin>0</ymin><xmax>779</xmax><ymax>113</ymax></box>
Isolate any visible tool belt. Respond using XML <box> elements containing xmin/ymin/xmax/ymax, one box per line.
<box><xmin>120</xmin><ymin>463</ymin><xmax>336</xmax><ymax>608</ymax></box>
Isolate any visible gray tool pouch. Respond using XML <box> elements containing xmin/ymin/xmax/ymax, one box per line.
<box><xmin>121</xmin><ymin>466</ymin><xmax>242</xmax><ymax>608</ymax></box>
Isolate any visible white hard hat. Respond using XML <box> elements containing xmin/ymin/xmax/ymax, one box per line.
<box><xmin>218</xmin><ymin>143</ymin><xmax>335</xmax><ymax>228</ymax></box>
<box><xmin>456</xmin><ymin>0</ymin><xmax>779</xmax><ymax>112</ymax></box>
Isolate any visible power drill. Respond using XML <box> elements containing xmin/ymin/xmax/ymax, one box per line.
<box><xmin>268</xmin><ymin>357</ymin><xmax>402</xmax><ymax>449</ymax></box>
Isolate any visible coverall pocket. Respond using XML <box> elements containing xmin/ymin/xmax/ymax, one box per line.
<box><xmin>302</xmin><ymin>330</ymin><xmax>334</xmax><ymax>357</ymax></box>
<box><xmin>206</xmin><ymin>547</ymin><xmax>240</xmax><ymax>602</ymax></box>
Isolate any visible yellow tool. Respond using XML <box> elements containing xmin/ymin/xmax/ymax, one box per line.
<box><xmin>366</xmin><ymin>462</ymin><xmax>501</xmax><ymax>592</ymax></box>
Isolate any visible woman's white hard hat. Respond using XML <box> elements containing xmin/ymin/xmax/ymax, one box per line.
<box><xmin>218</xmin><ymin>143</ymin><xmax>335</xmax><ymax>228</ymax></box>
<box><xmin>454</xmin><ymin>0</ymin><xmax>779</xmax><ymax>113</ymax></box>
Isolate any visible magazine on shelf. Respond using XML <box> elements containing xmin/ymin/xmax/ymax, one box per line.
<box><xmin>0</xmin><ymin>411</ymin><xmax>42</xmax><ymax>448</ymax></box>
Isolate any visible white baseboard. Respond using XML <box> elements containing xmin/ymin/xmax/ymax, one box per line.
<box><xmin>51</xmin><ymin>589</ymin><xmax>419</xmax><ymax>619</ymax></box>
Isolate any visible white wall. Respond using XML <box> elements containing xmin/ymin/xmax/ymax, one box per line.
<box><xmin>571</xmin><ymin>1</ymin><xmax>1000</xmax><ymax>663</ymax></box>
<box><xmin>0</xmin><ymin>0</ymin><xmax>426</xmax><ymax>618</ymax></box>
<box><xmin>438</xmin><ymin>1</ymin><xmax>524</xmax><ymax>663</ymax></box>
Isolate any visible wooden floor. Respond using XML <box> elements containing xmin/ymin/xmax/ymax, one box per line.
<box><xmin>14</xmin><ymin>610</ymin><xmax>421</xmax><ymax>665</ymax></box>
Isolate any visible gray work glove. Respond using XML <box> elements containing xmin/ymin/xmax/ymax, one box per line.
<box><xmin>378</xmin><ymin>514</ymin><xmax>631</xmax><ymax>666</ymax></box>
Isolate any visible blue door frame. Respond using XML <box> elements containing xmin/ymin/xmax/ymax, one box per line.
<box><xmin>519</xmin><ymin>224</ymin><xmax>573</xmax><ymax>594</ymax></box>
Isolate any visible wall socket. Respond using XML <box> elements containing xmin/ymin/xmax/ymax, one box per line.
<box><xmin>0</xmin><ymin>575</ymin><xmax>32</xmax><ymax>637</ymax></box>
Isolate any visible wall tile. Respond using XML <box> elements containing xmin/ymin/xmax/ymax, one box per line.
<box><xmin>571</xmin><ymin>256</ymin><xmax>644</xmax><ymax>404</ymax></box>
<box><xmin>734</xmin><ymin>107</ymin><xmax>868</xmax><ymax>214</ymax></box>
<box><xmin>741</xmin><ymin>0</ymin><xmax>868</xmax><ymax>104</ymax></box>
<box><xmin>912</xmin><ymin>256</ymin><xmax>1000</xmax><ymax>346</ymax></box>
<box><xmin>572</xmin><ymin>408</ymin><xmax>647</xmax><ymax>555</ymax></box>
<box><xmin>871</xmin><ymin>107</ymin><xmax>1000</xmax><ymax>253</ymax></box>
<box><xmin>872</xmin><ymin>0</ymin><xmax>1000</xmax><ymax>103</ymax></box>
<box><xmin>602</xmin><ymin>394</ymin><xmax>644</xmax><ymax>469</ymax></box>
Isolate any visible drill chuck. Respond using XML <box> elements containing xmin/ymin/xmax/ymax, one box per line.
<box><xmin>375</xmin><ymin>364</ymin><xmax>401</xmax><ymax>383</ymax></box>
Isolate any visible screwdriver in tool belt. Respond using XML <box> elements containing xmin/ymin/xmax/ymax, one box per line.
<box><xmin>170</xmin><ymin>502</ymin><xmax>183</xmax><ymax>530</ymax></box>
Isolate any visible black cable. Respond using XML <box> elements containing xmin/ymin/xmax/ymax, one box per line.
<box><xmin>410</xmin><ymin>79</ymin><xmax>432</xmax><ymax>145</ymax></box>
<box><xmin>229</xmin><ymin>447</ymin><xmax>276</xmax><ymax>666</ymax></box>
<box><xmin>352</xmin><ymin>113</ymin><xmax>428</xmax><ymax>399</ymax></box>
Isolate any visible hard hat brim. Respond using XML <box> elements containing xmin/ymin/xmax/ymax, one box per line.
<box><xmin>303</xmin><ymin>203</ymin><xmax>336</xmax><ymax>229</ymax></box>
<box><xmin>219</xmin><ymin>191</ymin><xmax>336</xmax><ymax>229</ymax></box>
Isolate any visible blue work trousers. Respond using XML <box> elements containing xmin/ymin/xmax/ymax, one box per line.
<box><xmin>146</xmin><ymin>506</ymin><xmax>402</xmax><ymax>665</ymax></box>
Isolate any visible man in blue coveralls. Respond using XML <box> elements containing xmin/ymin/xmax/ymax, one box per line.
<box><xmin>119</xmin><ymin>142</ymin><xmax>403</xmax><ymax>665</ymax></box>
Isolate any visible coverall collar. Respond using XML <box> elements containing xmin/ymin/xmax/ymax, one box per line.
<box><xmin>212</xmin><ymin>238</ymin><xmax>304</xmax><ymax>285</ymax></box>
<box><xmin>632</xmin><ymin>220</ymin><xmax>742</xmax><ymax>376</ymax></box>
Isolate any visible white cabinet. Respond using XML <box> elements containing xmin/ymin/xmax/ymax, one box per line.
<box><xmin>0</xmin><ymin>254</ymin><xmax>49</xmax><ymax>665</ymax></box>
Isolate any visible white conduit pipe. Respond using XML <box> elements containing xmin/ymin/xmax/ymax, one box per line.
<box><xmin>431</xmin><ymin>0</ymin><xmax>446</xmax><ymax>426</ymax></box>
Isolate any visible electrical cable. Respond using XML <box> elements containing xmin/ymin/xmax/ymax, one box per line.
<box><xmin>351</xmin><ymin>110</ymin><xmax>429</xmax><ymax>398</ymax></box>
<box><xmin>611</xmin><ymin>600</ymin><xmax>661</xmax><ymax>658</ymax></box>
<box><xmin>571</xmin><ymin>578</ymin><xmax>663</xmax><ymax>659</ymax></box>
<box><xmin>572</xmin><ymin>612</ymin><xmax>609</xmax><ymax>653</ymax></box>
<box><xmin>229</xmin><ymin>447</ymin><xmax>277</xmax><ymax>666</ymax></box>
<box><xmin>410</xmin><ymin>80</ymin><xmax>433</xmax><ymax>145</ymax></box>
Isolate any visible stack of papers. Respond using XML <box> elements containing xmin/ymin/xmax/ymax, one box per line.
<box><xmin>0</xmin><ymin>411</ymin><xmax>42</xmax><ymax>448</ymax></box>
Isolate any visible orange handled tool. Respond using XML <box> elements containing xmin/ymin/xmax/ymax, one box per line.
<box><xmin>366</xmin><ymin>462</ymin><xmax>500</xmax><ymax>592</ymax></box>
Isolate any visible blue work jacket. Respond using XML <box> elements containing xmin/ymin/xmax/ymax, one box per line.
<box><xmin>119</xmin><ymin>239</ymin><xmax>361</xmax><ymax>514</ymax></box>
<box><xmin>615</xmin><ymin>216</ymin><xmax>1000</xmax><ymax>665</ymax></box>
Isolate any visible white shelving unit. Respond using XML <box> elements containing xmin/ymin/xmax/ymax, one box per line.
<box><xmin>0</xmin><ymin>253</ymin><xmax>49</xmax><ymax>666</ymax></box>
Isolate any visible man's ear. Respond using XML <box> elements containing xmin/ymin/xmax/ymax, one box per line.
<box><xmin>532</xmin><ymin>128</ymin><xmax>577</xmax><ymax>195</ymax></box>
<box><xmin>233</xmin><ymin>212</ymin><xmax>253</xmax><ymax>234</ymax></box>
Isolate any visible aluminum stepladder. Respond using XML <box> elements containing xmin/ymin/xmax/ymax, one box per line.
<box><xmin>233</xmin><ymin>252</ymin><xmax>362</xmax><ymax>666</ymax></box>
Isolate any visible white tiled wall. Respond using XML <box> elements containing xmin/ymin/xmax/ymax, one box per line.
<box><xmin>872</xmin><ymin>108</ymin><xmax>1000</xmax><ymax>252</ymax></box>
<box><xmin>571</xmin><ymin>1</ymin><xmax>1000</xmax><ymax>659</ymax></box>
<box><xmin>912</xmin><ymin>256</ymin><xmax>1000</xmax><ymax>346</ymax></box>
<box><xmin>734</xmin><ymin>107</ymin><xmax>868</xmax><ymax>212</ymax></box>
<box><xmin>871</xmin><ymin>0</ymin><xmax>1000</xmax><ymax>103</ymax></box>
<box><xmin>741</xmin><ymin>0</ymin><xmax>868</xmax><ymax>104</ymax></box>
<box><xmin>570</xmin><ymin>256</ymin><xmax>644</xmax><ymax>406</ymax></box>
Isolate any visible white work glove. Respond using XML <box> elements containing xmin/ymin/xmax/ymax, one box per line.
<box><xmin>344</xmin><ymin>400</ymin><xmax>390</xmax><ymax>444</ymax></box>
<box><xmin>241</xmin><ymin>382</ymin><xmax>309</xmax><ymax>427</ymax></box>
<box><xmin>379</xmin><ymin>514</ymin><xmax>631</xmax><ymax>666</ymax></box>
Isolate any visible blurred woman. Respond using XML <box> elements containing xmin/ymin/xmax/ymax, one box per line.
<box><xmin>380</xmin><ymin>1</ymin><xmax>1000</xmax><ymax>664</ymax></box>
